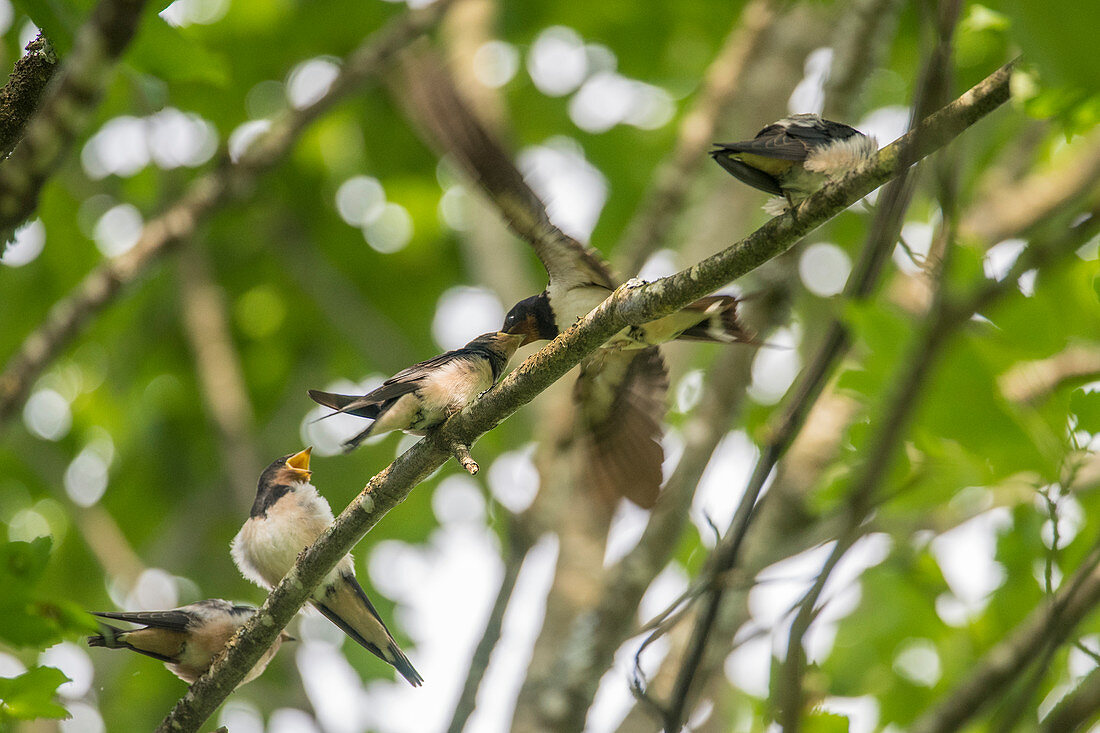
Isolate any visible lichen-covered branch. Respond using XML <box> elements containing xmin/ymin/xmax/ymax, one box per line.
<box><xmin>154</xmin><ymin>60</ymin><xmax>1016</xmax><ymax>733</ymax></box>
<box><xmin>0</xmin><ymin>0</ymin><xmax>455</xmax><ymax>425</ymax></box>
<box><xmin>0</xmin><ymin>34</ymin><xmax>58</xmax><ymax>160</ymax></box>
<box><xmin>0</xmin><ymin>0</ymin><xmax>148</xmax><ymax>244</ymax></box>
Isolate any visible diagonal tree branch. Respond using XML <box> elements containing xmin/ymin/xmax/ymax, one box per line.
<box><xmin>445</xmin><ymin>512</ymin><xmax>535</xmax><ymax>733</ymax></box>
<box><xmin>914</xmin><ymin>534</ymin><xmax>1100</xmax><ymax>733</ymax></box>
<box><xmin>0</xmin><ymin>0</ymin><xmax>148</xmax><ymax>245</ymax></box>
<box><xmin>0</xmin><ymin>34</ymin><xmax>59</xmax><ymax>160</ymax></box>
<box><xmin>0</xmin><ymin>0</ymin><xmax>455</xmax><ymax>426</ymax></box>
<box><xmin>154</xmin><ymin>60</ymin><xmax>1016</xmax><ymax>733</ymax></box>
<box><xmin>653</xmin><ymin>41</ymin><xmax>970</xmax><ymax>730</ymax></box>
<box><xmin>776</xmin><ymin>203</ymin><xmax>1100</xmax><ymax>730</ymax></box>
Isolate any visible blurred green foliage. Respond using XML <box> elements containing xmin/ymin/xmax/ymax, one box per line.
<box><xmin>0</xmin><ymin>0</ymin><xmax>1097</xmax><ymax>730</ymax></box>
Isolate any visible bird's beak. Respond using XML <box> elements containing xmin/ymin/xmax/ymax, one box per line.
<box><xmin>286</xmin><ymin>447</ymin><xmax>312</xmax><ymax>479</ymax></box>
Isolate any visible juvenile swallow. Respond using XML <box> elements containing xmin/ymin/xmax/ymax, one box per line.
<box><xmin>711</xmin><ymin>114</ymin><xmax>878</xmax><ymax>215</ymax></box>
<box><xmin>231</xmin><ymin>448</ymin><xmax>422</xmax><ymax>686</ymax></box>
<box><xmin>308</xmin><ymin>330</ymin><xmax>524</xmax><ymax>451</ymax></box>
<box><xmin>86</xmin><ymin>599</ymin><xmax>289</xmax><ymax>685</ymax></box>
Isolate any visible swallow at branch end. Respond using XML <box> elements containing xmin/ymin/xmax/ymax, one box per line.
<box><xmin>230</xmin><ymin>448</ymin><xmax>423</xmax><ymax>686</ymax></box>
<box><xmin>711</xmin><ymin>113</ymin><xmax>878</xmax><ymax>215</ymax></box>
<box><xmin>308</xmin><ymin>330</ymin><xmax>524</xmax><ymax>451</ymax></box>
<box><xmin>87</xmin><ymin>599</ymin><xmax>290</xmax><ymax>685</ymax></box>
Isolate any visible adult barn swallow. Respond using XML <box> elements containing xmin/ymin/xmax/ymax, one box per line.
<box><xmin>231</xmin><ymin>448</ymin><xmax>422</xmax><ymax>686</ymax></box>
<box><xmin>395</xmin><ymin>50</ymin><xmax>757</xmax><ymax>509</ymax></box>
<box><xmin>711</xmin><ymin>114</ymin><xmax>878</xmax><ymax>215</ymax></box>
<box><xmin>308</xmin><ymin>330</ymin><xmax>524</xmax><ymax>451</ymax></box>
<box><xmin>86</xmin><ymin>599</ymin><xmax>288</xmax><ymax>685</ymax></box>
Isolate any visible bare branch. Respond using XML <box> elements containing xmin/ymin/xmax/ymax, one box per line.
<box><xmin>0</xmin><ymin>0</ymin><xmax>455</xmax><ymax>425</ymax></box>
<box><xmin>449</xmin><ymin>441</ymin><xmax>480</xmax><ymax>474</ymax></box>
<box><xmin>999</xmin><ymin>345</ymin><xmax>1100</xmax><ymax>404</ymax></box>
<box><xmin>961</xmin><ymin>128</ymin><xmax>1100</xmax><ymax>246</ymax></box>
<box><xmin>154</xmin><ymin>60</ymin><xmax>1017</xmax><ymax>733</ymax></box>
<box><xmin>1040</xmin><ymin>663</ymin><xmax>1100</xmax><ymax>732</ymax></box>
<box><xmin>446</xmin><ymin>516</ymin><xmax>534</xmax><ymax>733</ymax></box>
<box><xmin>176</xmin><ymin>246</ymin><xmax>261</xmax><ymax>514</ymax></box>
<box><xmin>0</xmin><ymin>0</ymin><xmax>148</xmax><ymax>245</ymax></box>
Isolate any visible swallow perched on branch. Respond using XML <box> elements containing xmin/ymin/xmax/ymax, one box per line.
<box><xmin>308</xmin><ymin>330</ymin><xmax>524</xmax><ymax>452</ymax></box>
<box><xmin>86</xmin><ymin>599</ymin><xmax>289</xmax><ymax>685</ymax></box>
<box><xmin>711</xmin><ymin>113</ymin><xmax>878</xmax><ymax>215</ymax></box>
<box><xmin>395</xmin><ymin>49</ymin><xmax>758</xmax><ymax>510</ymax></box>
<box><xmin>231</xmin><ymin>448</ymin><xmax>422</xmax><ymax>686</ymax></box>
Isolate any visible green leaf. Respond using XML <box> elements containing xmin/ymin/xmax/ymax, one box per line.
<box><xmin>126</xmin><ymin>17</ymin><xmax>229</xmax><ymax>86</ymax></box>
<box><xmin>0</xmin><ymin>537</ymin><xmax>52</xmax><ymax>589</ymax></box>
<box><xmin>1071</xmin><ymin>389</ymin><xmax>1100</xmax><ymax>434</ymax></box>
<box><xmin>9</xmin><ymin>0</ymin><xmax>88</xmax><ymax>54</ymax></box>
<box><xmin>0</xmin><ymin>666</ymin><xmax>71</xmax><ymax>721</ymax></box>
<box><xmin>804</xmin><ymin>711</ymin><xmax>850</xmax><ymax>733</ymax></box>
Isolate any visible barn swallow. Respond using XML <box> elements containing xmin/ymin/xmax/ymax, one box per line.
<box><xmin>711</xmin><ymin>114</ymin><xmax>878</xmax><ymax>215</ymax></box>
<box><xmin>503</xmin><ymin>292</ymin><xmax>752</xmax><ymax>350</ymax></box>
<box><xmin>394</xmin><ymin>50</ymin><xmax>754</xmax><ymax>509</ymax></box>
<box><xmin>86</xmin><ymin>599</ymin><xmax>289</xmax><ymax>685</ymax></box>
<box><xmin>308</xmin><ymin>330</ymin><xmax>524</xmax><ymax>451</ymax></box>
<box><xmin>230</xmin><ymin>448</ymin><xmax>422</xmax><ymax>686</ymax></box>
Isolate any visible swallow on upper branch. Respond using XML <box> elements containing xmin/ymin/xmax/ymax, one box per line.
<box><xmin>230</xmin><ymin>448</ymin><xmax>423</xmax><ymax>686</ymax></box>
<box><xmin>711</xmin><ymin>113</ymin><xmax>878</xmax><ymax>215</ymax></box>
<box><xmin>395</xmin><ymin>49</ymin><xmax>757</xmax><ymax>510</ymax></box>
<box><xmin>86</xmin><ymin>599</ymin><xmax>289</xmax><ymax>685</ymax></box>
<box><xmin>308</xmin><ymin>330</ymin><xmax>524</xmax><ymax>451</ymax></box>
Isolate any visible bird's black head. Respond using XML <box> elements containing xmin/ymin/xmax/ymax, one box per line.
<box><xmin>502</xmin><ymin>293</ymin><xmax>558</xmax><ymax>346</ymax></box>
<box><xmin>251</xmin><ymin>447</ymin><xmax>312</xmax><ymax>517</ymax></box>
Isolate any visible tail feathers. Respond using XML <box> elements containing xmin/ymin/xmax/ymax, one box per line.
<box><xmin>342</xmin><ymin>424</ymin><xmax>377</xmax><ymax>453</ymax></box>
<box><xmin>308</xmin><ymin>390</ymin><xmax>384</xmax><ymax>421</ymax></box>
<box><xmin>678</xmin><ymin>296</ymin><xmax>756</xmax><ymax>344</ymax></box>
<box><xmin>313</xmin><ymin>600</ymin><xmax>423</xmax><ymax>687</ymax></box>
<box><xmin>87</xmin><ymin>623</ymin><xmax>127</xmax><ymax>649</ymax></box>
<box><xmin>386</xmin><ymin>642</ymin><xmax>424</xmax><ymax>687</ymax></box>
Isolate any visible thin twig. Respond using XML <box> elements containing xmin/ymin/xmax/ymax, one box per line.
<box><xmin>154</xmin><ymin>62</ymin><xmax>1017</xmax><ymax>733</ymax></box>
<box><xmin>176</xmin><ymin>246</ymin><xmax>262</xmax><ymax>514</ymax></box>
<box><xmin>449</xmin><ymin>442</ymin><xmax>479</xmax><ymax>475</ymax></box>
<box><xmin>0</xmin><ymin>0</ymin><xmax>456</xmax><ymax>425</ymax></box>
<box><xmin>658</xmin><ymin>46</ymin><xmax>970</xmax><ymax>731</ymax></box>
<box><xmin>445</xmin><ymin>516</ymin><xmax>534</xmax><ymax>733</ymax></box>
<box><xmin>913</xmin><ymin>535</ymin><xmax>1100</xmax><ymax>733</ymax></box>
<box><xmin>1039</xmin><ymin>664</ymin><xmax>1100</xmax><ymax>732</ymax></box>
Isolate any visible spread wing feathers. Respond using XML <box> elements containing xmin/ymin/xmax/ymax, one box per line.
<box><xmin>396</xmin><ymin>46</ymin><xmax>614</xmax><ymax>291</ymax></box>
<box><xmin>92</xmin><ymin>610</ymin><xmax>194</xmax><ymax>632</ymax></box>
<box><xmin>574</xmin><ymin>348</ymin><xmax>669</xmax><ymax>509</ymax></box>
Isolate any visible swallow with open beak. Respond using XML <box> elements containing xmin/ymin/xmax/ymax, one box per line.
<box><xmin>231</xmin><ymin>448</ymin><xmax>422</xmax><ymax>686</ymax></box>
<box><xmin>86</xmin><ymin>599</ymin><xmax>289</xmax><ymax>685</ymax></box>
<box><xmin>711</xmin><ymin>113</ymin><xmax>878</xmax><ymax>215</ymax></box>
<box><xmin>308</xmin><ymin>330</ymin><xmax>524</xmax><ymax>451</ymax></box>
